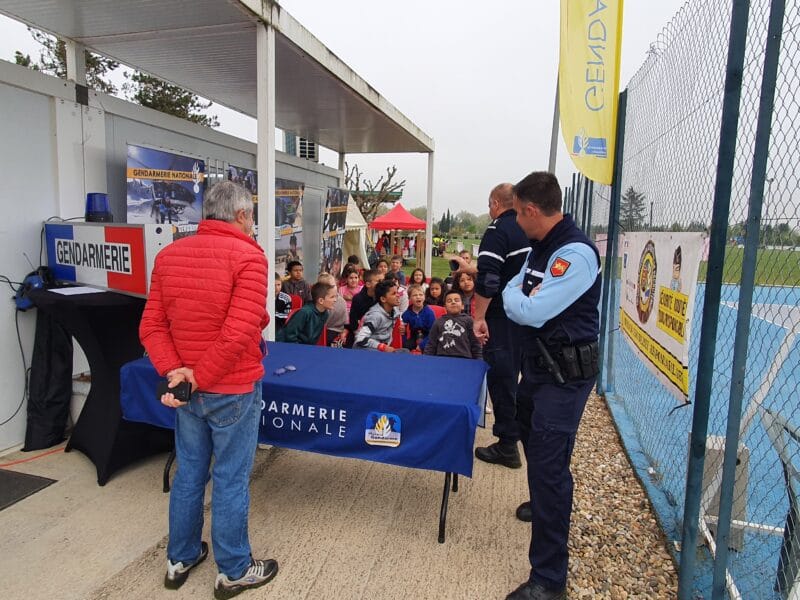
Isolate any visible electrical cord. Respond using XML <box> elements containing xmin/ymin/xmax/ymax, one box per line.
<box><xmin>0</xmin><ymin>309</ymin><xmax>30</xmax><ymax>427</ymax></box>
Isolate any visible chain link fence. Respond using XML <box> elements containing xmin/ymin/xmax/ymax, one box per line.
<box><xmin>588</xmin><ymin>0</ymin><xmax>800</xmax><ymax>597</ymax></box>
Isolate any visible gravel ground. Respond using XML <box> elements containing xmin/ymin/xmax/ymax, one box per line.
<box><xmin>567</xmin><ymin>391</ymin><xmax>679</xmax><ymax>598</ymax></box>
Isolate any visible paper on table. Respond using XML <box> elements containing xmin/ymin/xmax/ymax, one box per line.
<box><xmin>50</xmin><ymin>286</ymin><xmax>107</xmax><ymax>296</ymax></box>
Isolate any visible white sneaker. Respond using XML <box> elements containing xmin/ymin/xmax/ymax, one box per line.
<box><xmin>164</xmin><ymin>541</ymin><xmax>208</xmax><ymax>589</ymax></box>
<box><xmin>214</xmin><ymin>558</ymin><xmax>278</xmax><ymax>599</ymax></box>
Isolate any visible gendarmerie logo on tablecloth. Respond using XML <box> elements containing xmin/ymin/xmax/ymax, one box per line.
<box><xmin>364</xmin><ymin>412</ymin><xmax>401</xmax><ymax>447</ymax></box>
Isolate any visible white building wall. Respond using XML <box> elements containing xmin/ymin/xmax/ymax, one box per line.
<box><xmin>0</xmin><ymin>61</ymin><xmax>340</xmax><ymax>452</ymax></box>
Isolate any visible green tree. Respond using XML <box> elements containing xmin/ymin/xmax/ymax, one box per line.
<box><xmin>15</xmin><ymin>27</ymin><xmax>118</xmax><ymax>94</ymax></box>
<box><xmin>122</xmin><ymin>72</ymin><xmax>219</xmax><ymax>127</ymax></box>
<box><xmin>409</xmin><ymin>207</ymin><xmax>427</xmax><ymax>221</ymax></box>
<box><xmin>620</xmin><ymin>186</ymin><xmax>647</xmax><ymax>232</ymax></box>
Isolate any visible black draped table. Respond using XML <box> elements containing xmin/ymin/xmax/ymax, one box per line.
<box><xmin>27</xmin><ymin>288</ymin><xmax>173</xmax><ymax>484</ymax></box>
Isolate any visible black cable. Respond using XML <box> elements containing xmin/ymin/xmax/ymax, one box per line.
<box><xmin>0</xmin><ymin>275</ymin><xmax>23</xmax><ymax>293</ymax></box>
<box><xmin>0</xmin><ymin>309</ymin><xmax>29</xmax><ymax>427</ymax></box>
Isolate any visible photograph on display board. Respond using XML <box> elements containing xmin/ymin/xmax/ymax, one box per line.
<box><xmin>320</xmin><ymin>187</ymin><xmax>349</xmax><ymax>279</ymax></box>
<box><xmin>275</xmin><ymin>178</ymin><xmax>305</xmax><ymax>277</ymax></box>
<box><xmin>227</xmin><ymin>165</ymin><xmax>258</xmax><ymax>234</ymax></box>
<box><xmin>126</xmin><ymin>144</ymin><xmax>205</xmax><ymax>238</ymax></box>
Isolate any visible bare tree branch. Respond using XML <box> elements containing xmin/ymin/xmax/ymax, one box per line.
<box><xmin>345</xmin><ymin>162</ymin><xmax>406</xmax><ymax>222</ymax></box>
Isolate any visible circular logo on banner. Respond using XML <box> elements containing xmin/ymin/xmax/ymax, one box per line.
<box><xmin>637</xmin><ymin>241</ymin><xmax>657</xmax><ymax>324</ymax></box>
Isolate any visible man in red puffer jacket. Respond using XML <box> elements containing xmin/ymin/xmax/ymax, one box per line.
<box><xmin>140</xmin><ymin>181</ymin><xmax>278</xmax><ymax>599</ymax></box>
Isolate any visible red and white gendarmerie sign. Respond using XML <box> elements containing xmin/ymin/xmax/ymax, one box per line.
<box><xmin>45</xmin><ymin>222</ymin><xmax>173</xmax><ymax>297</ymax></box>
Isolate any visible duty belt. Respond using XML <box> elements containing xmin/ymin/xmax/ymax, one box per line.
<box><xmin>533</xmin><ymin>339</ymin><xmax>599</xmax><ymax>383</ymax></box>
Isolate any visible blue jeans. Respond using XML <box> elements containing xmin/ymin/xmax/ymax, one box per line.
<box><xmin>167</xmin><ymin>384</ymin><xmax>261</xmax><ymax>579</ymax></box>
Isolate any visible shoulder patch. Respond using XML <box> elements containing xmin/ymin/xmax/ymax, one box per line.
<box><xmin>550</xmin><ymin>257</ymin><xmax>571</xmax><ymax>277</ymax></box>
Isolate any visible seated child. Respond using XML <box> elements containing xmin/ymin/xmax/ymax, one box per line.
<box><xmin>401</xmin><ymin>284</ymin><xmax>435</xmax><ymax>351</ymax></box>
<box><xmin>354</xmin><ymin>279</ymin><xmax>403</xmax><ymax>352</ymax></box>
<box><xmin>425</xmin><ymin>277</ymin><xmax>445</xmax><ymax>307</ymax></box>
<box><xmin>424</xmin><ymin>290</ymin><xmax>482</xmax><ymax>359</ymax></box>
<box><xmin>282</xmin><ymin>260</ymin><xmax>312</xmax><ymax>304</ymax></box>
<box><xmin>390</xmin><ymin>255</ymin><xmax>407</xmax><ymax>285</ymax></box>
<box><xmin>274</xmin><ymin>272</ymin><xmax>292</xmax><ymax>331</ymax></box>
<box><xmin>452</xmin><ymin>271</ymin><xmax>476</xmax><ymax>317</ymax></box>
<box><xmin>276</xmin><ymin>281</ymin><xmax>336</xmax><ymax>344</ymax></box>
<box><xmin>318</xmin><ymin>273</ymin><xmax>348</xmax><ymax>346</ymax></box>
<box><xmin>338</xmin><ymin>266</ymin><xmax>363</xmax><ymax>313</ymax></box>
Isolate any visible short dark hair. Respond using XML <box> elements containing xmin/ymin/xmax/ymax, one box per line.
<box><xmin>287</xmin><ymin>260</ymin><xmax>303</xmax><ymax>272</ymax></box>
<box><xmin>311</xmin><ymin>282</ymin><xmax>334</xmax><ymax>303</ymax></box>
<box><xmin>347</xmin><ymin>254</ymin><xmax>360</xmax><ymax>265</ymax></box>
<box><xmin>374</xmin><ymin>280</ymin><xmax>397</xmax><ymax>302</ymax></box>
<box><xmin>391</xmin><ymin>255</ymin><xmax>402</xmax><ymax>262</ymax></box>
<box><xmin>513</xmin><ymin>171</ymin><xmax>562</xmax><ymax>216</ymax></box>
<box><xmin>363</xmin><ymin>269</ymin><xmax>379</xmax><ymax>284</ymax></box>
<box><xmin>376</xmin><ymin>258</ymin><xmax>389</xmax><ymax>268</ymax></box>
<box><xmin>444</xmin><ymin>290</ymin><xmax>462</xmax><ymax>302</ymax></box>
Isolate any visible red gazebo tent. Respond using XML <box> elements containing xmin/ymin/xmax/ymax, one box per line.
<box><xmin>368</xmin><ymin>203</ymin><xmax>427</xmax><ymax>263</ymax></box>
<box><xmin>368</xmin><ymin>203</ymin><xmax>426</xmax><ymax>231</ymax></box>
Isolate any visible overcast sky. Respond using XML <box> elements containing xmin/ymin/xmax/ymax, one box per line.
<box><xmin>0</xmin><ymin>0</ymin><xmax>688</xmax><ymax>217</ymax></box>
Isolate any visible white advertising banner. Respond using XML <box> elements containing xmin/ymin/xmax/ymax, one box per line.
<box><xmin>619</xmin><ymin>232</ymin><xmax>705</xmax><ymax>403</ymax></box>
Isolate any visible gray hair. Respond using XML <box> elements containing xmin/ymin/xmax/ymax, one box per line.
<box><xmin>203</xmin><ymin>181</ymin><xmax>253</xmax><ymax>222</ymax></box>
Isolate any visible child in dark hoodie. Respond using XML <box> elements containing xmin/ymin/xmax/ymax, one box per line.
<box><xmin>424</xmin><ymin>290</ymin><xmax>482</xmax><ymax>359</ymax></box>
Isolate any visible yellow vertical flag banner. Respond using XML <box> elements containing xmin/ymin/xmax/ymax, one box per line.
<box><xmin>559</xmin><ymin>0</ymin><xmax>624</xmax><ymax>185</ymax></box>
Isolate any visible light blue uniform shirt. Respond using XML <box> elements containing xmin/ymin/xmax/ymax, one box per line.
<box><xmin>502</xmin><ymin>242</ymin><xmax>600</xmax><ymax>328</ymax></box>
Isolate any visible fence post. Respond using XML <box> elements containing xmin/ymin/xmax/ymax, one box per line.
<box><xmin>581</xmin><ymin>177</ymin><xmax>590</xmax><ymax>234</ymax></box>
<box><xmin>597</xmin><ymin>90</ymin><xmax>627</xmax><ymax>396</ymax></box>
<box><xmin>678</xmin><ymin>1</ymin><xmax>751</xmax><ymax>598</ymax></box>
<box><xmin>571</xmin><ymin>173</ymin><xmax>577</xmax><ymax>216</ymax></box>
<box><xmin>586</xmin><ymin>180</ymin><xmax>594</xmax><ymax>235</ymax></box>
<box><xmin>711</xmin><ymin>0</ymin><xmax>785</xmax><ymax>597</ymax></box>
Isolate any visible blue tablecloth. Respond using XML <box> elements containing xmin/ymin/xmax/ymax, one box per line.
<box><xmin>121</xmin><ymin>343</ymin><xmax>488</xmax><ymax>477</ymax></box>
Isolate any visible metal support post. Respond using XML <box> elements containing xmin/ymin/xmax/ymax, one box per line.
<box><xmin>597</xmin><ymin>91</ymin><xmax>627</xmax><ymax>396</ymax></box>
<box><xmin>711</xmin><ymin>0</ymin><xmax>785</xmax><ymax>597</ymax></box>
<box><xmin>257</xmin><ymin>22</ymin><xmax>277</xmax><ymax>340</ymax></box>
<box><xmin>678</xmin><ymin>2</ymin><xmax>751</xmax><ymax>597</ymax></box>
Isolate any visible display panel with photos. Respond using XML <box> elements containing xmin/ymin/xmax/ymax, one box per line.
<box><xmin>321</xmin><ymin>187</ymin><xmax>349</xmax><ymax>280</ymax></box>
<box><xmin>126</xmin><ymin>144</ymin><xmax>205</xmax><ymax>238</ymax></box>
<box><xmin>275</xmin><ymin>178</ymin><xmax>305</xmax><ymax>277</ymax></box>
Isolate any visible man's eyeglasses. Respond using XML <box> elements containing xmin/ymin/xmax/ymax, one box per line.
<box><xmin>273</xmin><ymin>364</ymin><xmax>297</xmax><ymax>376</ymax></box>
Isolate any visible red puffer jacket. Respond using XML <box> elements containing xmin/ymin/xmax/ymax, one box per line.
<box><xmin>140</xmin><ymin>219</ymin><xmax>269</xmax><ymax>393</ymax></box>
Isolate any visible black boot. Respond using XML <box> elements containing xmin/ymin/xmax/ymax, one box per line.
<box><xmin>474</xmin><ymin>441</ymin><xmax>522</xmax><ymax>468</ymax></box>
<box><xmin>506</xmin><ymin>581</ymin><xmax>566</xmax><ymax>600</ymax></box>
<box><xmin>515</xmin><ymin>501</ymin><xmax>532</xmax><ymax>522</ymax></box>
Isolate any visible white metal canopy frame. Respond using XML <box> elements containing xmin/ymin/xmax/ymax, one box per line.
<box><xmin>0</xmin><ymin>0</ymin><xmax>436</xmax><ymax>337</ymax></box>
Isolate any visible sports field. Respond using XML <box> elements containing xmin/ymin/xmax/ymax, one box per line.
<box><xmin>608</xmin><ymin>280</ymin><xmax>800</xmax><ymax>599</ymax></box>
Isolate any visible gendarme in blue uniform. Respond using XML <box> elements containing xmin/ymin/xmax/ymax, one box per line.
<box><xmin>475</xmin><ymin>208</ymin><xmax>530</xmax><ymax>447</ymax></box>
<box><xmin>502</xmin><ymin>213</ymin><xmax>601</xmax><ymax>593</ymax></box>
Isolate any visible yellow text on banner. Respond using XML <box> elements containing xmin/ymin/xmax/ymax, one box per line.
<box><xmin>620</xmin><ymin>309</ymin><xmax>688</xmax><ymax>397</ymax></box>
<box><xmin>559</xmin><ymin>0</ymin><xmax>624</xmax><ymax>185</ymax></box>
<box><xmin>126</xmin><ymin>168</ymin><xmax>204</xmax><ymax>182</ymax></box>
<box><xmin>656</xmin><ymin>286</ymin><xmax>689</xmax><ymax>344</ymax></box>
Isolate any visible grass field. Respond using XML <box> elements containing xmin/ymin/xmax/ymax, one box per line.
<box><xmin>407</xmin><ymin>242</ymin><xmax>800</xmax><ymax>287</ymax></box>
<box><xmin>698</xmin><ymin>246</ymin><xmax>800</xmax><ymax>286</ymax></box>
<box><xmin>600</xmin><ymin>247</ymin><xmax>800</xmax><ymax>287</ymax></box>
<box><xmin>398</xmin><ymin>237</ymin><xmax>480</xmax><ymax>280</ymax></box>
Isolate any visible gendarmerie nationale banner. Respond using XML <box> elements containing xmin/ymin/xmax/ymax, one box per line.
<box><xmin>559</xmin><ymin>0</ymin><xmax>624</xmax><ymax>185</ymax></box>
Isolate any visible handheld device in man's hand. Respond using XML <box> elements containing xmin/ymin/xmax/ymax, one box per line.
<box><xmin>449</xmin><ymin>259</ymin><xmax>460</xmax><ymax>272</ymax></box>
<box><xmin>157</xmin><ymin>380</ymin><xmax>192</xmax><ymax>403</ymax></box>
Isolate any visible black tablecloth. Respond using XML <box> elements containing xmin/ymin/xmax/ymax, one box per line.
<box><xmin>27</xmin><ymin>289</ymin><xmax>173</xmax><ymax>484</ymax></box>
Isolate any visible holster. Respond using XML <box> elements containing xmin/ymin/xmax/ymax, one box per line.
<box><xmin>535</xmin><ymin>341</ymin><xmax>599</xmax><ymax>382</ymax></box>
